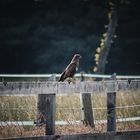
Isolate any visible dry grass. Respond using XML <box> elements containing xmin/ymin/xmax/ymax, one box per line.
<box><xmin>0</xmin><ymin>125</ymin><xmax>45</xmax><ymax>138</ymax></box>
<box><xmin>56</xmin><ymin>91</ymin><xmax>140</xmax><ymax>121</ymax></box>
<box><xmin>0</xmin><ymin>96</ymin><xmax>37</xmax><ymax>121</ymax></box>
<box><xmin>1</xmin><ymin>91</ymin><xmax>139</xmax><ymax>121</ymax></box>
<box><xmin>0</xmin><ymin>90</ymin><xmax>140</xmax><ymax>138</ymax></box>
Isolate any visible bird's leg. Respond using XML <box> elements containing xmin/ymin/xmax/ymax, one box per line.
<box><xmin>66</xmin><ymin>77</ymin><xmax>76</xmax><ymax>84</ymax></box>
<box><xmin>66</xmin><ymin>77</ymin><xmax>72</xmax><ymax>84</ymax></box>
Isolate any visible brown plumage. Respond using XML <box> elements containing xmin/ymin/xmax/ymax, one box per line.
<box><xmin>58</xmin><ymin>54</ymin><xmax>82</xmax><ymax>82</ymax></box>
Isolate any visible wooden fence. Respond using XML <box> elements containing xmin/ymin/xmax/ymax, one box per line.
<box><xmin>0</xmin><ymin>80</ymin><xmax>140</xmax><ymax>135</ymax></box>
<box><xmin>0</xmin><ymin>74</ymin><xmax>140</xmax><ymax>138</ymax></box>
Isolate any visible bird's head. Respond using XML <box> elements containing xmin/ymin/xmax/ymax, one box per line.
<box><xmin>71</xmin><ymin>54</ymin><xmax>82</xmax><ymax>64</ymax></box>
<box><xmin>73</xmin><ymin>54</ymin><xmax>82</xmax><ymax>60</ymax></box>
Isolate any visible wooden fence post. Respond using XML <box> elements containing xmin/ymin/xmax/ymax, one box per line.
<box><xmin>52</xmin><ymin>74</ymin><xmax>56</xmax><ymax>81</ymax></box>
<box><xmin>37</xmin><ymin>94</ymin><xmax>56</xmax><ymax>135</ymax></box>
<box><xmin>107</xmin><ymin>92</ymin><xmax>116</xmax><ymax>131</ymax></box>
<box><xmin>81</xmin><ymin>93</ymin><xmax>95</xmax><ymax>128</ymax></box>
<box><xmin>80</xmin><ymin>72</ymin><xmax>85</xmax><ymax>82</ymax></box>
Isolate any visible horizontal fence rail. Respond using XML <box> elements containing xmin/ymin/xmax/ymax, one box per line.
<box><xmin>0</xmin><ymin>131</ymin><xmax>140</xmax><ymax>140</ymax></box>
<box><xmin>0</xmin><ymin>80</ymin><xmax>140</xmax><ymax>95</ymax></box>
<box><xmin>0</xmin><ymin>73</ymin><xmax>140</xmax><ymax>79</ymax></box>
<box><xmin>1</xmin><ymin>117</ymin><xmax>140</xmax><ymax>126</ymax></box>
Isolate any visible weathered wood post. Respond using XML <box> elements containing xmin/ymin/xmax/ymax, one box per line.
<box><xmin>80</xmin><ymin>72</ymin><xmax>84</xmax><ymax>124</ymax></box>
<box><xmin>81</xmin><ymin>93</ymin><xmax>95</xmax><ymax>128</ymax></box>
<box><xmin>107</xmin><ymin>73</ymin><xmax>117</xmax><ymax>131</ymax></box>
<box><xmin>107</xmin><ymin>92</ymin><xmax>116</xmax><ymax>131</ymax></box>
<box><xmin>80</xmin><ymin>72</ymin><xmax>85</xmax><ymax>82</ymax></box>
<box><xmin>37</xmin><ymin>94</ymin><xmax>56</xmax><ymax>135</ymax></box>
<box><xmin>36</xmin><ymin>74</ymin><xmax>56</xmax><ymax>135</ymax></box>
<box><xmin>80</xmin><ymin>72</ymin><xmax>95</xmax><ymax>128</ymax></box>
<box><xmin>52</xmin><ymin>73</ymin><xmax>56</xmax><ymax>81</ymax></box>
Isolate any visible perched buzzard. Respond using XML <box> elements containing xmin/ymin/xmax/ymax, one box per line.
<box><xmin>58</xmin><ymin>54</ymin><xmax>82</xmax><ymax>82</ymax></box>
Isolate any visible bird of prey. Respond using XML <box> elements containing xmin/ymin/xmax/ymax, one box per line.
<box><xmin>58</xmin><ymin>54</ymin><xmax>82</xmax><ymax>82</ymax></box>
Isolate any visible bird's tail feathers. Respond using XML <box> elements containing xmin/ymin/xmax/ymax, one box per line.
<box><xmin>58</xmin><ymin>71</ymin><xmax>65</xmax><ymax>82</ymax></box>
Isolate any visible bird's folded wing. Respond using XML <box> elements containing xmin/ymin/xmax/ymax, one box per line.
<box><xmin>59</xmin><ymin>62</ymin><xmax>76</xmax><ymax>81</ymax></box>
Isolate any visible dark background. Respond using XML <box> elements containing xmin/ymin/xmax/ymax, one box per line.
<box><xmin>0</xmin><ymin>0</ymin><xmax>140</xmax><ymax>75</ymax></box>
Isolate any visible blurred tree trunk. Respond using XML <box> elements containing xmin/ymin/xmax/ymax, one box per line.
<box><xmin>96</xmin><ymin>1</ymin><xmax>118</xmax><ymax>74</ymax></box>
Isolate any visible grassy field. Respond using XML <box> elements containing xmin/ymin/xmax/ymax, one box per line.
<box><xmin>0</xmin><ymin>90</ymin><xmax>140</xmax><ymax>138</ymax></box>
<box><xmin>0</xmin><ymin>91</ymin><xmax>139</xmax><ymax>121</ymax></box>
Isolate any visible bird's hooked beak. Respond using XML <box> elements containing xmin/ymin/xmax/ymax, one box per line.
<box><xmin>73</xmin><ymin>54</ymin><xmax>82</xmax><ymax>59</ymax></box>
